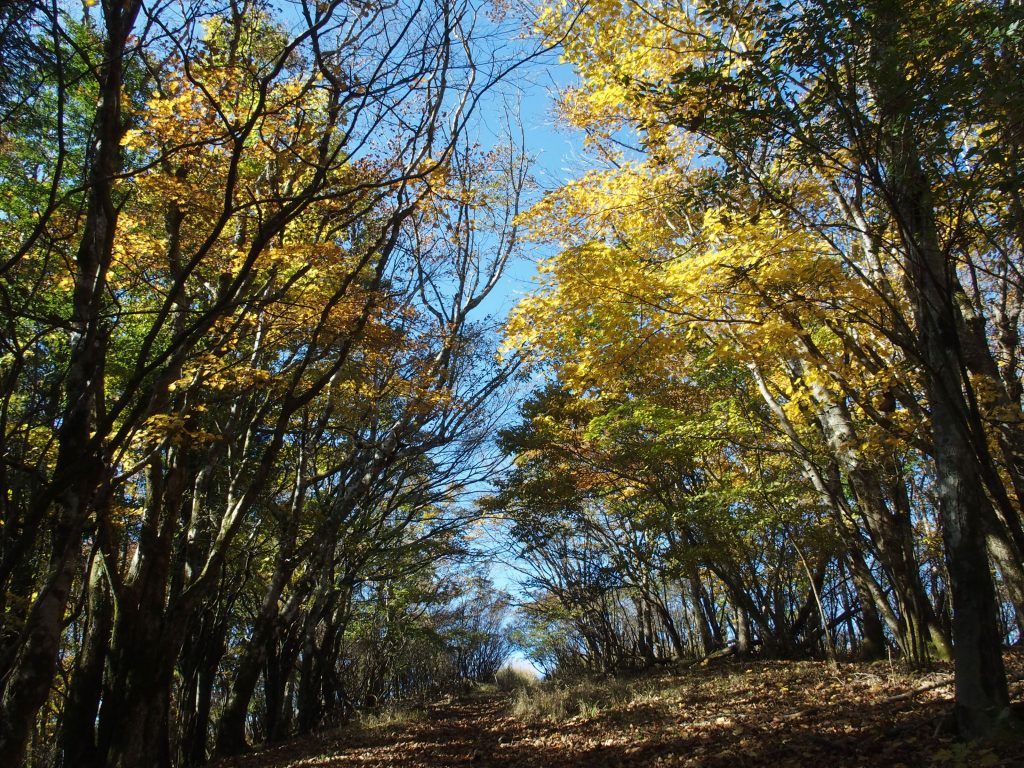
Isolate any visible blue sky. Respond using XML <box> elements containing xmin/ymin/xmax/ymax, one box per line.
<box><xmin>472</xmin><ymin>43</ymin><xmax>587</xmax><ymax>321</ymax></box>
<box><xmin>467</xmin><ymin>34</ymin><xmax>586</xmax><ymax>676</ymax></box>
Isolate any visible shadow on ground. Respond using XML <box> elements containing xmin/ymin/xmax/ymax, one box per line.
<box><xmin>215</xmin><ymin>654</ymin><xmax>1024</xmax><ymax>768</ymax></box>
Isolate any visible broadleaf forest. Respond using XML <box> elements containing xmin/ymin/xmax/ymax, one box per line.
<box><xmin>1</xmin><ymin>0</ymin><xmax>1023</xmax><ymax>766</ymax></box>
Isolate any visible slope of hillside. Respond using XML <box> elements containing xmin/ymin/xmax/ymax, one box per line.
<box><xmin>216</xmin><ymin>652</ymin><xmax>1024</xmax><ymax>768</ymax></box>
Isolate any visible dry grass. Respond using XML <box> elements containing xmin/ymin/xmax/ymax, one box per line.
<box><xmin>356</xmin><ymin>706</ymin><xmax>424</xmax><ymax>730</ymax></box>
<box><xmin>216</xmin><ymin>650</ymin><xmax>1024</xmax><ymax>768</ymax></box>
<box><xmin>511</xmin><ymin>676</ymin><xmax>638</xmax><ymax>722</ymax></box>
<box><xmin>495</xmin><ymin>666</ymin><xmax>540</xmax><ymax>693</ymax></box>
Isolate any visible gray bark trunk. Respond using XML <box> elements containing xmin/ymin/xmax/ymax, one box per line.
<box><xmin>58</xmin><ymin>552</ymin><xmax>114</xmax><ymax>768</ymax></box>
<box><xmin>868</xmin><ymin>1</ymin><xmax>1013</xmax><ymax>734</ymax></box>
<box><xmin>0</xmin><ymin>3</ymin><xmax>140</xmax><ymax>763</ymax></box>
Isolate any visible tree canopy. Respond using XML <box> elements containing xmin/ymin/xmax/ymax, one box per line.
<box><xmin>0</xmin><ymin>0</ymin><xmax>1022</xmax><ymax>765</ymax></box>
<box><xmin>495</xmin><ymin>0</ymin><xmax>1024</xmax><ymax>742</ymax></box>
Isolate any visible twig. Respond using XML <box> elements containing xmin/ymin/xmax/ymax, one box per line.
<box><xmin>881</xmin><ymin>676</ymin><xmax>953</xmax><ymax>704</ymax></box>
<box><xmin>677</xmin><ymin>644</ymin><xmax>739</xmax><ymax>670</ymax></box>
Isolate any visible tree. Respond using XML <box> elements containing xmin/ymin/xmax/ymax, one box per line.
<box><xmin>0</xmin><ymin>0</ymin><xmax>531</xmax><ymax>764</ymax></box>
<box><xmin>515</xmin><ymin>0</ymin><xmax>1024</xmax><ymax>736</ymax></box>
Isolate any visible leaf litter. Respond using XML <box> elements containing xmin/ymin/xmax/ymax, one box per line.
<box><xmin>215</xmin><ymin>650</ymin><xmax>1024</xmax><ymax>768</ymax></box>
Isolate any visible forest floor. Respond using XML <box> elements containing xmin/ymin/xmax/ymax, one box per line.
<box><xmin>216</xmin><ymin>650</ymin><xmax>1024</xmax><ymax>768</ymax></box>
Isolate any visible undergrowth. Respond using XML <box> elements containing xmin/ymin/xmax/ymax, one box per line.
<box><xmin>511</xmin><ymin>675</ymin><xmax>643</xmax><ymax>722</ymax></box>
<box><xmin>356</xmin><ymin>706</ymin><xmax>424</xmax><ymax>730</ymax></box>
<box><xmin>495</xmin><ymin>666</ymin><xmax>540</xmax><ymax>692</ymax></box>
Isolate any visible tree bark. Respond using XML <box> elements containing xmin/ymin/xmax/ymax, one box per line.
<box><xmin>843</xmin><ymin>557</ymin><xmax>887</xmax><ymax>659</ymax></box>
<box><xmin>58</xmin><ymin>550</ymin><xmax>114</xmax><ymax>768</ymax></box>
<box><xmin>868</xmin><ymin>1</ymin><xmax>1014</xmax><ymax>734</ymax></box>
<box><xmin>216</xmin><ymin>557</ymin><xmax>305</xmax><ymax>756</ymax></box>
<box><xmin>805</xmin><ymin>368</ymin><xmax>950</xmax><ymax>661</ymax></box>
<box><xmin>0</xmin><ymin>4</ymin><xmax>140</xmax><ymax>763</ymax></box>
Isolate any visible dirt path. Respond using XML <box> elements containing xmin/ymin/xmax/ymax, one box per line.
<box><xmin>216</xmin><ymin>695</ymin><xmax>540</xmax><ymax>768</ymax></box>
<box><xmin>216</xmin><ymin>657</ymin><xmax>1024</xmax><ymax>768</ymax></box>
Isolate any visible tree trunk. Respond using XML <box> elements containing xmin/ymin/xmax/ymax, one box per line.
<box><xmin>987</xmin><ymin>531</ymin><xmax>1024</xmax><ymax>641</ymax></box>
<box><xmin>805</xmin><ymin>370</ymin><xmax>950</xmax><ymax>662</ymax></box>
<box><xmin>844</xmin><ymin>559</ymin><xmax>887</xmax><ymax>659</ymax></box>
<box><xmin>688</xmin><ymin>568</ymin><xmax>719</xmax><ymax>654</ymax></box>
<box><xmin>0</xmin><ymin>3</ymin><xmax>140</xmax><ymax>763</ymax></box>
<box><xmin>216</xmin><ymin>554</ymin><xmax>299</xmax><ymax>756</ymax></box>
<box><xmin>178</xmin><ymin>609</ymin><xmax>229</xmax><ymax>768</ymax></box>
<box><xmin>0</xmin><ymin>531</ymin><xmax>87</xmax><ymax>767</ymax></box>
<box><xmin>97</xmin><ymin>602</ymin><xmax>180</xmax><ymax>768</ymax></box>
<box><xmin>748</xmin><ymin>361</ymin><xmax>934</xmax><ymax>661</ymax></box>
<box><xmin>97</xmin><ymin>455</ymin><xmax>190</xmax><ymax>768</ymax></box>
<box><xmin>868</xmin><ymin>1</ymin><xmax>1013</xmax><ymax>733</ymax></box>
<box><xmin>733</xmin><ymin>608</ymin><xmax>751</xmax><ymax>655</ymax></box>
<box><xmin>58</xmin><ymin>551</ymin><xmax>114</xmax><ymax>768</ymax></box>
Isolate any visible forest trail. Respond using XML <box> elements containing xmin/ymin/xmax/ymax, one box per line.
<box><xmin>216</xmin><ymin>655</ymin><xmax>1024</xmax><ymax>768</ymax></box>
<box><xmin>217</xmin><ymin>695</ymin><xmax>532</xmax><ymax>768</ymax></box>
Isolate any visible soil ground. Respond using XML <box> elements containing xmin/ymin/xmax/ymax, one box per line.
<box><xmin>215</xmin><ymin>652</ymin><xmax>1024</xmax><ymax>768</ymax></box>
